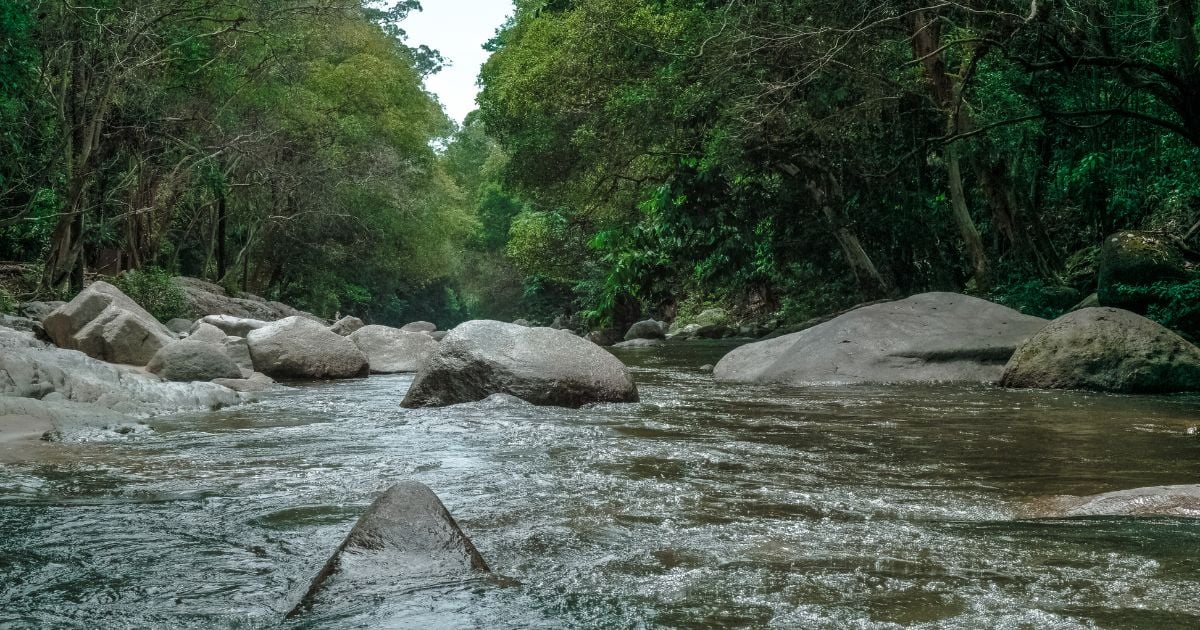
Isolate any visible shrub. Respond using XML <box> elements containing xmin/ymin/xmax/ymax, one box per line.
<box><xmin>0</xmin><ymin>287</ymin><xmax>15</xmax><ymax>314</ymax></box>
<box><xmin>110</xmin><ymin>267</ymin><xmax>189</xmax><ymax>322</ymax></box>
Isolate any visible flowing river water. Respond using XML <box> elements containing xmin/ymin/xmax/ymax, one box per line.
<box><xmin>2</xmin><ymin>341</ymin><xmax>1199</xmax><ymax>628</ymax></box>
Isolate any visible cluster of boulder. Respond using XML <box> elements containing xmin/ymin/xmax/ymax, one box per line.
<box><xmin>0</xmin><ymin>278</ymin><xmax>474</xmax><ymax>448</ymax></box>
<box><xmin>710</xmin><ymin>292</ymin><xmax>1200</xmax><ymax>394</ymax></box>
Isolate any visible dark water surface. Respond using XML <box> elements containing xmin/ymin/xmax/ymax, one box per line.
<box><xmin>2</xmin><ymin>341</ymin><xmax>1200</xmax><ymax>628</ymax></box>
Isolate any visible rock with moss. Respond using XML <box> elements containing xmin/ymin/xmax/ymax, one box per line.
<box><xmin>1097</xmin><ymin>231</ymin><xmax>1191</xmax><ymax>312</ymax></box>
<box><xmin>1001</xmin><ymin>307</ymin><xmax>1200</xmax><ymax>393</ymax></box>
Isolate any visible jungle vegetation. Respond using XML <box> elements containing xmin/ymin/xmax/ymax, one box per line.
<box><xmin>4</xmin><ymin>1</ymin><xmax>1200</xmax><ymax>332</ymax></box>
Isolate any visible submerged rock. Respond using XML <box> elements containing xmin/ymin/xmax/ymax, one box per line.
<box><xmin>715</xmin><ymin>293</ymin><xmax>1047</xmax><ymax>386</ymax></box>
<box><xmin>330</xmin><ymin>316</ymin><xmax>365</xmax><ymax>336</ymax></box>
<box><xmin>212</xmin><ymin>372</ymin><xmax>277</xmax><ymax>394</ymax></box>
<box><xmin>613</xmin><ymin>338</ymin><xmax>664</xmax><ymax>349</ymax></box>
<box><xmin>1029</xmin><ymin>485</ymin><xmax>1200</xmax><ymax>518</ymax></box>
<box><xmin>401</xmin><ymin>320</ymin><xmax>639</xmax><ymax>408</ymax></box>
<box><xmin>147</xmin><ymin>340</ymin><xmax>243</xmax><ymax>382</ymax></box>
<box><xmin>247</xmin><ymin>316</ymin><xmax>369</xmax><ymax>379</ymax></box>
<box><xmin>43</xmin><ymin>281</ymin><xmax>176</xmax><ymax>366</ymax></box>
<box><xmin>1001</xmin><ymin>307</ymin><xmax>1200</xmax><ymax>393</ymax></box>
<box><xmin>289</xmin><ymin>482</ymin><xmax>489</xmax><ymax>618</ymax></box>
<box><xmin>349</xmin><ymin>325</ymin><xmax>437</xmax><ymax>373</ymax></box>
<box><xmin>0</xmin><ymin>397</ymin><xmax>141</xmax><ymax>445</ymax></box>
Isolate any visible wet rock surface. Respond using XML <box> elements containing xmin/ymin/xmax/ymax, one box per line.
<box><xmin>290</xmin><ymin>481</ymin><xmax>489</xmax><ymax>618</ymax></box>
<box><xmin>402</xmin><ymin>320</ymin><xmax>639</xmax><ymax>408</ymax></box>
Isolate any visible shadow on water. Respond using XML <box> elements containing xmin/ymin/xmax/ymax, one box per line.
<box><xmin>2</xmin><ymin>339</ymin><xmax>1200</xmax><ymax>627</ymax></box>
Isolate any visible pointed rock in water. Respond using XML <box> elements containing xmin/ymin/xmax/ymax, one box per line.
<box><xmin>1002</xmin><ymin>307</ymin><xmax>1200</xmax><ymax>393</ymax></box>
<box><xmin>289</xmin><ymin>482</ymin><xmax>489</xmax><ymax>618</ymax></box>
<box><xmin>401</xmin><ymin>320</ymin><xmax>639</xmax><ymax>408</ymax></box>
<box><xmin>714</xmin><ymin>293</ymin><xmax>1047</xmax><ymax>386</ymax></box>
<box><xmin>624</xmin><ymin>319</ymin><xmax>667</xmax><ymax>341</ymax></box>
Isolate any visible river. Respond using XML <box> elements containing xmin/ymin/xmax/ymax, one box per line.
<box><xmin>2</xmin><ymin>341</ymin><xmax>1199</xmax><ymax>628</ymax></box>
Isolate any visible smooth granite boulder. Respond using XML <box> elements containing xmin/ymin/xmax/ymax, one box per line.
<box><xmin>42</xmin><ymin>281</ymin><xmax>176</xmax><ymax>366</ymax></box>
<box><xmin>247</xmin><ymin>316</ymin><xmax>369</xmax><ymax>379</ymax></box>
<box><xmin>715</xmin><ymin>293</ymin><xmax>1048</xmax><ymax>386</ymax></box>
<box><xmin>401</xmin><ymin>320</ymin><xmax>639</xmax><ymax>408</ymax></box>
<box><xmin>147</xmin><ymin>340</ymin><xmax>243</xmax><ymax>382</ymax></box>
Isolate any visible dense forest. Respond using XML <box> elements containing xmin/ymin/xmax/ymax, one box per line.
<box><xmin>4</xmin><ymin>0</ymin><xmax>1200</xmax><ymax>335</ymax></box>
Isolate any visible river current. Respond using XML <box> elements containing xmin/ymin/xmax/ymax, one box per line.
<box><xmin>2</xmin><ymin>341</ymin><xmax>1199</xmax><ymax>628</ymax></box>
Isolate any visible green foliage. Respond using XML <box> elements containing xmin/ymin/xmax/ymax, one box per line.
<box><xmin>1118</xmin><ymin>278</ymin><xmax>1200</xmax><ymax>341</ymax></box>
<box><xmin>110</xmin><ymin>268</ymin><xmax>189</xmax><ymax>323</ymax></box>
<box><xmin>0</xmin><ymin>287</ymin><xmax>15</xmax><ymax>314</ymax></box>
<box><xmin>989</xmin><ymin>279</ymin><xmax>1080</xmax><ymax>320</ymax></box>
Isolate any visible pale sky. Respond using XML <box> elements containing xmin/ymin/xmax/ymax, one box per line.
<box><xmin>403</xmin><ymin>0</ymin><xmax>515</xmax><ymax>124</ymax></box>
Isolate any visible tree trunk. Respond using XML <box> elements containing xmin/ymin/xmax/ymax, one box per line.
<box><xmin>947</xmin><ymin>146</ymin><xmax>990</xmax><ymax>290</ymax></box>
<box><xmin>216</xmin><ymin>192</ymin><xmax>228</xmax><ymax>280</ymax></box>
<box><xmin>909</xmin><ymin>11</ymin><xmax>991</xmax><ymax>289</ymax></box>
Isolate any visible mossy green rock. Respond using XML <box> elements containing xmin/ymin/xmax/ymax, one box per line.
<box><xmin>1002</xmin><ymin>307</ymin><xmax>1200</xmax><ymax>393</ymax></box>
<box><xmin>1097</xmin><ymin>231</ymin><xmax>1189</xmax><ymax>311</ymax></box>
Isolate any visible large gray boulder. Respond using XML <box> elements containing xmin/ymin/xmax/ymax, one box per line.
<box><xmin>194</xmin><ymin>314</ymin><xmax>269</xmax><ymax>338</ymax></box>
<box><xmin>330</xmin><ymin>316</ymin><xmax>365</xmax><ymax>336</ymax></box>
<box><xmin>43</xmin><ymin>281</ymin><xmax>176</xmax><ymax>366</ymax></box>
<box><xmin>715</xmin><ymin>293</ymin><xmax>1048</xmax><ymax>386</ymax></box>
<box><xmin>247</xmin><ymin>316</ymin><xmax>369</xmax><ymax>379</ymax></box>
<box><xmin>349</xmin><ymin>325</ymin><xmax>437</xmax><ymax>374</ymax></box>
<box><xmin>1001</xmin><ymin>307</ymin><xmax>1200</xmax><ymax>393</ymax></box>
<box><xmin>147</xmin><ymin>340</ymin><xmax>243</xmax><ymax>382</ymax></box>
<box><xmin>289</xmin><ymin>481</ymin><xmax>489</xmax><ymax>618</ymax></box>
<box><xmin>401</xmin><ymin>320</ymin><xmax>639</xmax><ymax>408</ymax></box>
<box><xmin>624</xmin><ymin>319</ymin><xmax>666</xmax><ymax>341</ymax></box>
<box><xmin>1029</xmin><ymin>485</ymin><xmax>1200</xmax><ymax>518</ymax></box>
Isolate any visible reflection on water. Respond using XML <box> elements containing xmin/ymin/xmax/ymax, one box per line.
<box><xmin>2</xmin><ymin>340</ymin><xmax>1199</xmax><ymax>628</ymax></box>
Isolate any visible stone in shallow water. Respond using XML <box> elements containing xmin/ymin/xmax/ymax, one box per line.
<box><xmin>401</xmin><ymin>320</ymin><xmax>639</xmax><ymax>408</ymax></box>
<box><xmin>289</xmin><ymin>481</ymin><xmax>489</xmax><ymax>618</ymax></box>
<box><xmin>1028</xmin><ymin>485</ymin><xmax>1200</xmax><ymax>518</ymax></box>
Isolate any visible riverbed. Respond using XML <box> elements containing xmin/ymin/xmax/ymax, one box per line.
<box><xmin>2</xmin><ymin>341</ymin><xmax>1199</xmax><ymax>628</ymax></box>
